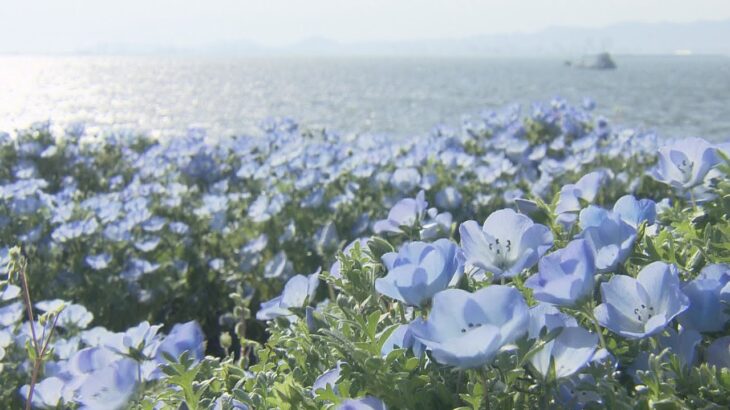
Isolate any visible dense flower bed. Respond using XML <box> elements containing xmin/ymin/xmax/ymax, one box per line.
<box><xmin>1</xmin><ymin>99</ymin><xmax>730</xmax><ymax>409</ymax></box>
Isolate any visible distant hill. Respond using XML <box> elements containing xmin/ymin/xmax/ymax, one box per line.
<box><xmin>74</xmin><ymin>19</ymin><xmax>730</xmax><ymax>57</ymax></box>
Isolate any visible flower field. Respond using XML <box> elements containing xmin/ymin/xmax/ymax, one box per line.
<box><xmin>1</xmin><ymin>99</ymin><xmax>730</xmax><ymax>409</ymax></box>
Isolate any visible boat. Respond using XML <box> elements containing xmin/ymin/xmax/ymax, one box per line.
<box><xmin>564</xmin><ymin>52</ymin><xmax>617</xmax><ymax>70</ymax></box>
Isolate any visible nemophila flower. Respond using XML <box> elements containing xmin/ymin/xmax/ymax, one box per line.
<box><xmin>337</xmin><ymin>396</ymin><xmax>387</xmax><ymax>410</ymax></box>
<box><xmin>650</xmin><ymin>137</ymin><xmax>720</xmax><ymax>190</ymax></box>
<box><xmin>556</xmin><ymin>374</ymin><xmax>603</xmax><ymax>410</ymax></box>
<box><xmin>263</xmin><ymin>251</ymin><xmax>292</xmax><ymax>278</ymax></box>
<box><xmin>19</xmin><ymin>377</ymin><xmax>65</xmax><ymax>408</ymax></box>
<box><xmin>706</xmin><ymin>336</ymin><xmax>730</xmax><ymax>369</ymax></box>
<box><xmin>51</xmin><ymin>218</ymin><xmax>99</xmax><ymax>243</ymax></box>
<box><xmin>52</xmin><ymin>336</ymin><xmax>81</xmax><ymax>360</ymax></box>
<box><xmin>380</xmin><ymin>324</ymin><xmax>424</xmax><ymax>357</ymax></box>
<box><xmin>629</xmin><ymin>327</ymin><xmax>704</xmax><ymax>372</ymax></box>
<box><xmin>121</xmin><ymin>259</ymin><xmax>160</xmax><ymax>282</ymax></box>
<box><xmin>392</xmin><ymin>167</ymin><xmax>421</xmax><ymax>192</ymax></box>
<box><xmin>168</xmin><ymin>221</ymin><xmax>189</xmax><ymax>235</ymax></box>
<box><xmin>329</xmin><ymin>238</ymin><xmax>369</xmax><ymax>280</ymax></box>
<box><xmin>594</xmin><ymin>262</ymin><xmax>689</xmax><ymax>339</ymax></box>
<box><xmin>0</xmin><ymin>302</ymin><xmax>23</xmax><ymax>326</ymax></box>
<box><xmin>612</xmin><ymin>195</ymin><xmax>656</xmax><ymax>228</ymax></box>
<box><xmin>134</xmin><ymin>236</ymin><xmax>161</xmax><ymax>252</ymax></box>
<box><xmin>103</xmin><ymin>321</ymin><xmax>163</xmax><ymax>358</ymax></box>
<box><xmin>315</xmin><ymin>221</ymin><xmax>340</xmax><ymax>252</ymax></box>
<box><xmin>155</xmin><ymin>321</ymin><xmax>205</xmax><ymax>364</ymax></box>
<box><xmin>459</xmin><ymin>209</ymin><xmax>553</xmax><ymax>279</ymax></box>
<box><xmin>36</xmin><ymin>301</ymin><xmax>93</xmax><ymax>330</ymax></box>
<box><xmin>409</xmin><ymin>286</ymin><xmax>529</xmax><ymax>368</ymax></box>
<box><xmin>525</xmin><ymin>239</ymin><xmax>595</xmax><ymax>306</ymax></box>
<box><xmin>527</xmin><ymin>303</ymin><xmax>578</xmax><ymax>340</ymax></box>
<box><xmin>435</xmin><ymin>187</ymin><xmax>463</xmax><ymax>210</ymax></box>
<box><xmin>580</xmin><ymin>212</ymin><xmax>636</xmax><ymax>273</ymax></box>
<box><xmin>85</xmin><ymin>253</ymin><xmax>112</xmax><ymax>270</ymax></box>
<box><xmin>1</xmin><ymin>284</ymin><xmax>20</xmax><ymax>301</ymax></box>
<box><xmin>256</xmin><ymin>270</ymin><xmax>320</xmax><ymax>321</ymax></box>
<box><xmin>530</xmin><ymin>326</ymin><xmax>599</xmax><ymax>380</ymax></box>
<box><xmin>555</xmin><ymin>171</ymin><xmax>609</xmax><ymax>224</ymax></box>
<box><xmin>373</xmin><ymin>191</ymin><xmax>428</xmax><ymax>235</ymax></box>
<box><xmin>679</xmin><ymin>264</ymin><xmax>730</xmax><ymax>332</ymax></box>
<box><xmin>75</xmin><ymin>357</ymin><xmax>138</xmax><ymax>410</ymax></box>
<box><xmin>209</xmin><ymin>258</ymin><xmax>225</xmax><ymax>272</ymax></box>
<box><xmin>103</xmin><ymin>222</ymin><xmax>133</xmax><ymax>243</ymax></box>
<box><xmin>376</xmin><ymin>239</ymin><xmax>464</xmax><ymax>307</ymax></box>
<box><xmin>212</xmin><ymin>394</ymin><xmax>249</xmax><ymax>410</ymax></box>
<box><xmin>312</xmin><ymin>362</ymin><xmax>342</xmax><ymax>394</ymax></box>
<box><xmin>662</xmin><ymin>327</ymin><xmax>702</xmax><ymax>369</ymax></box>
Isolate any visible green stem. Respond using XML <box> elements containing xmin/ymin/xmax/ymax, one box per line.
<box><xmin>481</xmin><ymin>367</ymin><xmax>491</xmax><ymax>410</ymax></box>
<box><xmin>583</xmin><ymin>302</ymin><xmax>607</xmax><ymax>349</ymax></box>
<box><xmin>17</xmin><ymin>256</ymin><xmax>40</xmax><ymax>410</ymax></box>
<box><xmin>397</xmin><ymin>302</ymin><xmax>406</xmax><ymax>323</ymax></box>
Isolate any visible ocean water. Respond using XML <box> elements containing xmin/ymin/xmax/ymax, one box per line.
<box><xmin>0</xmin><ymin>55</ymin><xmax>728</xmax><ymax>141</ymax></box>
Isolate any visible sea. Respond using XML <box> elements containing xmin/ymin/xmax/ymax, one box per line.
<box><xmin>0</xmin><ymin>55</ymin><xmax>728</xmax><ymax>141</ymax></box>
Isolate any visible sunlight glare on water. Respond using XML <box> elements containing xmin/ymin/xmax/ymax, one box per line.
<box><xmin>0</xmin><ymin>55</ymin><xmax>728</xmax><ymax>140</ymax></box>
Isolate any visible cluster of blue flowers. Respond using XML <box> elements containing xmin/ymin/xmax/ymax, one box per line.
<box><xmin>256</xmin><ymin>133</ymin><xmax>730</xmax><ymax>408</ymax></box>
<box><xmin>1</xmin><ymin>98</ymin><xmax>729</xmax><ymax>408</ymax></box>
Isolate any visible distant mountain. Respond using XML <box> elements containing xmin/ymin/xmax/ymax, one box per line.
<box><xmin>75</xmin><ymin>19</ymin><xmax>730</xmax><ymax>57</ymax></box>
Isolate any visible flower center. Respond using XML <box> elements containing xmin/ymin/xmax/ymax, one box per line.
<box><xmin>488</xmin><ymin>238</ymin><xmax>513</xmax><ymax>268</ymax></box>
<box><xmin>633</xmin><ymin>303</ymin><xmax>655</xmax><ymax>324</ymax></box>
<box><xmin>677</xmin><ymin>159</ymin><xmax>694</xmax><ymax>181</ymax></box>
<box><xmin>459</xmin><ymin>322</ymin><xmax>484</xmax><ymax>333</ymax></box>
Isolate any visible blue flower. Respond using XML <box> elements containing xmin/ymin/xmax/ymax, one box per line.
<box><xmin>527</xmin><ymin>303</ymin><xmax>577</xmax><ymax>340</ymax></box>
<box><xmin>263</xmin><ymin>251</ymin><xmax>292</xmax><ymax>279</ymax></box>
<box><xmin>329</xmin><ymin>238</ymin><xmax>370</xmax><ymax>280</ymax></box>
<box><xmin>594</xmin><ymin>262</ymin><xmax>689</xmax><ymax>339</ymax></box>
<box><xmin>409</xmin><ymin>286</ymin><xmax>529</xmax><ymax>368</ymax></box>
<box><xmin>435</xmin><ymin>187</ymin><xmax>463</xmax><ymax>210</ymax></box>
<box><xmin>525</xmin><ymin>239</ymin><xmax>595</xmax><ymax>306</ymax></box>
<box><xmin>460</xmin><ymin>209</ymin><xmax>553</xmax><ymax>278</ymax></box>
<box><xmin>256</xmin><ymin>270</ymin><xmax>320</xmax><ymax>321</ymax></box>
<box><xmin>312</xmin><ymin>362</ymin><xmax>342</xmax><ymax>395</ymax></box>
<box><xmin>85</xmin><ymin>253</ymin><xmax>112</xmax><ymax>270</ymax></box>
<box><xmin>678</xmin><ymin>264</ymin><xmax>730</xmax><ymax>332</ymax></box>
<box><xmin>555</xmin><ymin>171</ymin><xmax>609</xmax><ymax>226</ymax></box>
<box><xmin>373</xmin><ymin>191</ymin><xmax>428</xmax><ymax>235</ymax></box>
<box><xmin>650</xmin><ymin>137</ymin><xmax>720</xmax><ymax>190</ymax></box>
<box><xmin>75</xmin><ymin>357</ymin><xmax>138</xmax><ymax>410</ymax></box>
<box><xmin>392</xmin><ymin>167</ymin><xmax>421</xmax><ymax>192</ymax></box>
<box><xmin>580</xmin><ymin>211</ymin><xmax>636</xmax><ymax>273</ymax></box>
<box><xmin>380</xmin><ymin>324</ymin><xmax>424</xmax><ymax>357</ymax></box>
<box><xmin>612</xmin><ymin>195</ymin><xmax>656</xmax><ymax>228</ymax></box>
<box><xmin>556</xmin><ymin>374</ymin><xmax>603</xmax><ymax>410</ymax></box>
<box><xmin>706</xmin><ymin>336</ymin><xmax>730</xmax><ymax>369</ymax></box>
<box><xmin>155</xmin><ymin>321</ymin><xmax>205</xmax><ymax>364</ymax></box>
<box><xmin>19</xmin><ymin>377</ymin><xmax>66</xmax><ymax>408</ymax></box>
<box><xmin>337</xmin><ymin>396</ymin><xmax>387</xmax><ymax>410</ymax></box>
<box><xmin>530</xmin><ymin>326</ymin><xmax>598</xmax><ymax>380</ymax></box>
<box><xmin>376</xmin><ymin>239</ymin><xmax>464</xmax><ymax>307</ymax></box>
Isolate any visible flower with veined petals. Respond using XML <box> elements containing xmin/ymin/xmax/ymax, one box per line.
<box><xmin>530</xmin><ymin>326</ymin><xmax>599</xmax><ymax>380</ymax></box>
<box><xmin>337</xmin><ymin>396</ymin><xmax>387</xmax><ymax>410</ymax></box>
<box><xmin>256</xmin><ymin>270</ymin><xmax>320</xmax><ymax>321</ymax></box>
<box><xmin>409</xmin><ymin>286</ymin><xmax>529</xmax><ymax>368</ymax></box>
<box><xmin>525</xmin><ymin>239</ymin><xmax>595</xmax><ymax>307</ymax></box>
<box><xmin>649</xmin><ymin>137</ymin><xmax>720</xmax><ymax>190</ymax></box>
<box><xmin>459</xmin><ymin>209</ymin><xmax>553</xmax><ymax>279</ymax></box>
<box><xmin>594</xmin><ymin>262</ymin><xmax>689</xmax><ymax>339</ymax></box>
<box><xmin>579</xmin><ymin>211</ymin><xmax>636</xmax><ymax>273</ymax></box>
<box><xmin>375</xmin><ymin>239</ymin><xmax>464</xmax><ymax>307</ymax></box>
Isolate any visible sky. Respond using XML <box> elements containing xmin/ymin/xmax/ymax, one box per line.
<box><xmin>2</xmin><ymin>0</ymin><xmax>730</xmax><ymax>52</ymax></box>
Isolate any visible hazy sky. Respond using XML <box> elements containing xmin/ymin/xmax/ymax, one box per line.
<box><xmin>2</xmin><ymin>0</ymin><xmax>730</xmax><ymax>52</ymax></box>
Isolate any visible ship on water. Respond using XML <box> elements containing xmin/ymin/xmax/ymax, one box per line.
<box><xmin>564</xmin><ymin>52</ymin><xmax>617</xmax><ymax>70</ymax></box>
